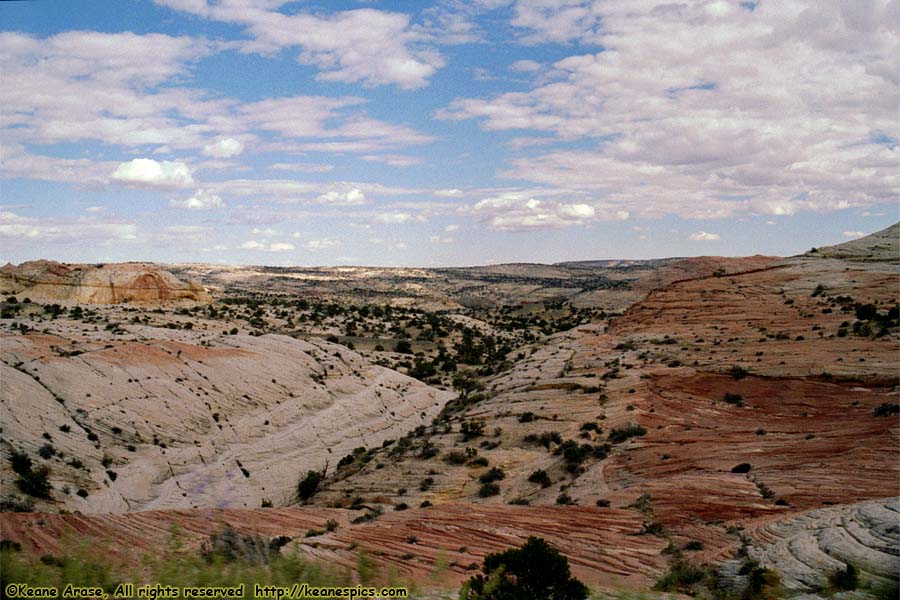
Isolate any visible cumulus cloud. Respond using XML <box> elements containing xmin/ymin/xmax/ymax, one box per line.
<box><xmin>170</xmin><ymin>189</ymin><xmax>223</xmax><ymax>210</ymax></box>
<box><xmin>689</xmin><ymin>231</ymin><xmax>721</xmax><ymax>241</ymax></box>
<box><xmin>203</xmin><ymin>138</ymin><xmax>244</xmax><ymax>158</ymax></box>
<box><xmin>444</xmin><ymin>224</ymin><xmax>460</xmax><ymax>232</ymax></box>
<box><xmin>441</xmin><ymin>1</ymin><xmax>900</xmax><ymax>220</ymax></box>
<box><xmin>842</xmin><ymin>230</ymin><xmax>866</xmax><ymax>238</ymax></box>
<box><xmin>317</xmin><ymin>188</ymin><xmax>367</xmax><ymax>206</ymax></box>
<box><xmin>472</xmin><ymin>193</ymin><xmax>601</xmax><ymax>231</ymax></box>
<box><xmin>111</xmin><ymin>158</ymin><xmax>194</xmax><ymax>188</ymax></box>
<box><xmin>154</xmin><ymin>1</ymin><xmax>444</xmax><ymax>89</ymax></box>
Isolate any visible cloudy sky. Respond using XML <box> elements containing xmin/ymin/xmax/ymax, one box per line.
<box><xmin>1</xmin><ymin>0</ymin><xmax>897</xmax><ymax>267</ymax></box>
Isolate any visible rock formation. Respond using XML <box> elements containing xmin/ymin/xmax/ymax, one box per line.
<box><xmin>0</xmin><ymin>260</ymin><xmax>212</xmax><ymax>305</ymax></box>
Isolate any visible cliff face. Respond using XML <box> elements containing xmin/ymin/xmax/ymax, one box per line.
<box><xmin>0</xmin><ymin>261</ymin><xmax>212</xmax><ymax>305</ymax></box>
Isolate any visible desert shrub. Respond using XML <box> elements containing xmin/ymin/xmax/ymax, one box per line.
<box><xmin>0</xmin><ymin>496</ymin><xmax>34</xmax><ymax>512</ymax></box>
<box><xmin>297</xmin><ymin>470</ymin><xmax>322</xmax><ymax>501</ymax></box>
<box><xmin>608</xmin><ymin>424</ymin><xmax>647</xmax><ymax>443</ymax></box>
<box><xmin>419</xmin><ymin>477</ymin><xmax>434</xmax><ymax>491</ymax></box>
<box><xmin>684</xmin><ymin>540</ymin><xmax>704</xmax><ymax>551</ymax></box>
<box><xmin>468</xmin><ymin>456</ymin><xmax>489</xmax><ymax>467</ymax></box>
<box><xmin>444</xmin><ymin>450</ymin><xmax>468</xmax><ymax>465</ymax></box>
<box><xmin>518</xmin><ymin>412</ymin><xmax>536</xmax><ymax>423</ymax></box>
<box><xmin>740</xmin><ymin>561</ymin><xmax>782</xmax><ymax>600</ymax></box>
<box><xmin>527</xmin><ymin>469</ymin><xmax>551</xmax><ymax>488</ymax></box>
<box><xmin>828</xmin><ymin>563</ymin><xmax>859</xmax><ymax>591</ymax></box>
<box><xmin>478</xmin><ymin>482</ymin><xmax>500</xmax><ymax>498</ymax></box>
<box><xmin>460</xmin><ymin>420</ymin><xmax>486</xmax><ymax>441</ymax></box>
<box><xmin>653</xmin><ymin>560</ymin><xmax>712</xmax><ymax>594</ymax></box>
<box><xmin>555</xmin><ymin>493</ymin><xmax>574</xmax><ymax>505</ymax></box>
<box><xmin>459</xmin><ymin>537</ymin><xmax>588</xmax><ymax>600</ymax></box>
<box><xmin>200</xmin><ymin>526</ymin><xmax>287</xmax><ymax>565</ymax></box>
<box><xmin>730</xmin><ymin>365</ymin><xmax>749</xmax><ymax>380</ymax></box>
<box><xmin>723</xmin><ymin>392</ymin><xmax>744</xmax><ymax>406</ymax></box>
<box><xmin>874</xmin><ymin>403</ymin><xmax>899</xmax><ymax>417</ymax></box>
<box><xmin>8</xmin><ymin>450</ymin><xmax>51</xmax><ymax>499</ymax></box>
<box><xmin>523</xmin><ymin>431</ymin><xmax>562</xmax><ymax>448</ymax></box>
<box><xmin>478</xmin><ymin>467</ymin><xmax>505</xmax><ymax>484</ymax></box>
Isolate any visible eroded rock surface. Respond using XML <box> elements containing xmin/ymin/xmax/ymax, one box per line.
<box><xmin>1</xmin><ymin>261</ymin><xmax>211</xmax><ymax>305</ymax></box>
<box><xmin>1</xmin><ymin>327</ymin><xmax>452</xmax><ymax>512</ymax></box>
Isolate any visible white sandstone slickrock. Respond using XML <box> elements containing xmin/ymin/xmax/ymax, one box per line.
<box><xmin>1</xmin><ymin>329</ymin><xmax>453</xmax><ymax>513</ymax></box>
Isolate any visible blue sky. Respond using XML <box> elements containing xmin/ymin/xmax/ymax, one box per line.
<box><xmin>1</xmin><ymin>0</ymin><xmax>897</xmax><ymax>267</ymax></box>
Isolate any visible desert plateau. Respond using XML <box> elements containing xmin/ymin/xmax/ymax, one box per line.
<box><xmin>1</xmin><ymin>224</ymin><xmax>898</xmax><ymax>599</ymax></box>
<box><xmin>2</xmin><ymin>1</ymin><xmax>899</xmax><ymax>598</ymax></box>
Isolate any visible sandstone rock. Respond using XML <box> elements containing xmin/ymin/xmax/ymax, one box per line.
<box><xmin>1</xmin><ymin>325</ymin><xmax>453</xmax><ymax>512</ymax></box>
<box><xmin>0</xmin><ymin>260</ymin><xmax>211</xmax><ymax>305</ymax></box>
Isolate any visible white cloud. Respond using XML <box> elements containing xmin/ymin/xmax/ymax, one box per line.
<box><xmin>435</xmin><ymin>188</ymin><xmax>465</xmax><ymax>197</ymax></box>
<box><xmin>430</xmin><ymin>236</ymin><xmax>454</xmax><ymax>244</ymax></box>
<box><xmin>444</xmin><ymin>224</ymin><xmax>460</xmax><ymax>232</ymax></box>
<box><xmin>689</xmin><ymin>231</ymin><xmax>721</xmax><ymax>241</ymax></box>
<box><xmin>170</xmin><ymin>189</ymin><xmax>223</xmax><ymax>210</ymax></box>
<box><xmin>269</xmin><ymin>162</ymin><xmax>334</xmax><ymax>173</ymax></box>
<box><xmin>203</xmin><ymin>138</ymin><xmax>244</xmax><ymax>158</ymax></box>
<box><xmin>303</xmin><ymin>238</ymin><xmax>339</xmax><ymax>250</ymax></box>
<box><xmin>111</xmin><ymin>158</ymin><xmax>194</xmax><ymax>188</ymax></box>
<box><xmin>0</xmin><ymin>211</ymin><xmax>138</xmax><ymax>243</ymax></box>
<box><xmin>842</xmin><ymin>230</ymin><xmax>866</xmax><ymax>238</ymax></box>
<box><xmin>374</xmin><ymin>212</ymin><xmax>415</xmax><ymax>224</ymax></box>
<box><xmin>240</xmin><ymin>240</ymin><xmax>295</xmax><ymax>252</ymax></box>
<box><xmin>251</xmin><ymin>228</ymin><xmax>279</xmax><ymax>237</ymax></box>
<box><xmin>472</xmin><ymin>192</ymin><xmax>603</xmax><ymax>231</ymax></box>
<box><xmin>558</xmin><ymin>203</ymin><xmax>595</xmax><ymax>219</ymax></box>
<box><xmin>154</xmin><ymin>1</ymin><xmax>444</xmax><ymax>89</ymax></box>
<box><xmin>440</xmin><ymin>1</ymin><xmax>900</xmax><ymax>220</ymax></box>
<box><xmin>510</xmin><ymin>59</ymin><xmax>542</xmax><ymax>72</ymax></box>
<box><xmin>361</xmin><ymin>154</ymin><xmax>424</xmax><ymax>167</ymax></box>
<box><xmin>317</xmin><ymin>188</ymin><xmax>367</xmax><ymax>205</ymax></box>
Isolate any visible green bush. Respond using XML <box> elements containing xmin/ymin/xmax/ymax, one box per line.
<box><xmin>653</xmin><ymin>560</ymin><xmax>711</xmax><ymax>594</ymax></box>
<box><xmin>459</xmin><ymin>537</ymin><xmax>588</xmax><ymax>600</ymax></box>
<box><xmin>8</xmin><ymin>450</ymin><xmax>51</xmax><ymax>499</ymax></box>
<box><xmin>608</xmin><ymin>424</ymin><xmax>647</xmax><ymax>443</ymax></box>
<box><xmin>297</xmin><ymin>470</ymin><xmax>322</xmax><ymax>501</ymax></box>
<box><xmin>478</xmin><ymin>482</ymin><xmax>500</xmax><ymax>498</ymax></box>
<box><xmin>828</xmin><ymin>563</ymin><xmax>859</xmax><ymax>591</ymax></box>
<box><xmin>478</xmin><ymin>467</ymin><xmax>505</xmax><ymax>484</ymax></box>
<box><xmin>527</xmin><ymin>469</ymin><xmax>551</xmax><ymax>488</ymax></box>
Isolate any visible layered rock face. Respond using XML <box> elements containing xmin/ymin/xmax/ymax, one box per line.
<box><xmin>0</xmin><ymin>260</ymin><xmax>211</xmax><ymax>305</ymax></box>
<box><xmin>1</xmin><ymin>327</ymin><xmax>452</xmax><ymax>512</ymax></box>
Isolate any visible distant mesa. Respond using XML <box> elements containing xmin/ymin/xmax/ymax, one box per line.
<box><xmin>0</xmin><ymin>260</ymin><xmax>211</xmax><ymax>305</ymax></box>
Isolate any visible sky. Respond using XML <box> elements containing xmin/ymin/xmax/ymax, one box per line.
<box><xmin>1</xmin><ymin>0</ymin><xmax>897</xmax><ymax>267</ymax></box>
